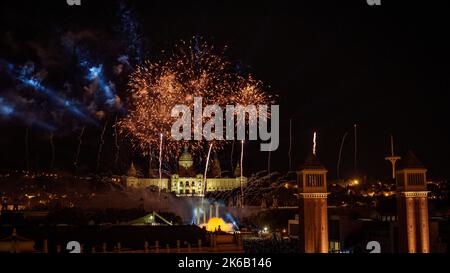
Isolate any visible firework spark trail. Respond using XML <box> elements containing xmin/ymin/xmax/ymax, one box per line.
<box><xmin>268</xmin><ymin>141</ymin><xmax>272</xmax><ymax>183</ymax></box>
<box><xmin>313</xmin><ymin>131</ymin><xmax>317</xmax><ymax>155</ymax></box>
<box><xmin>230</xmin><ymin>139</ymin><xmax>235</xmax><ymax>172</ymax></box>
<box><xmin>148</xmin><ymin>140</ymin><xmax>152</xmax><ymax>176</ymax></box>
<box><xmin>288</xmin><ymin>118</ymin><xmax>292</xmax><ymax>171</ymax></box>
<box><xmin>201</xmin><ymin>142</ymin><xmax>214</xmax><ymax>207</ymax></box>
<box><xmin>337</xmin><ymin>132</ymin><xmax>348</xmax><ymax>180</ymax></box>
<box><xmin>74</xmin><ymin>126</ymin><xmax>85</xmax><ymax>171</ymax></box>
<box><xmin>354</xmin><ymin>123</ymin><xmax>357</xmax><ymax>171</ymax></box>
<box><xmin>49</xmin><ymin>132</ymin><xmax>55</xmax><ymax>170</ymax></box>
<box><xmin>158</xmin><ymin>132</ymin><xmax>163</xmax><ymax>201</ymax></box>
<box><xmin>117</xmin><ymin>38</ymin><xmax>273</xmax><ymax>163</ymax></box>
<box><xmin>240</xmin><ymin>140</ymin><xmax>244</xmax><ymax>208</ymax></box>
<box><xmin>97</xmin><ymin>121</ymin><xmax>108</xmax><ymax>171</ymax></box>
<box><xmin>114</xmin><ymin>116</ymin><xmax>120</xmax><ymax>168</ymax></box>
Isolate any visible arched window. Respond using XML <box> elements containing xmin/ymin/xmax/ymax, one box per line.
<box><xmin>185</xmin><ymin>181</ymin><xmax>190</xmax><ymax>186</ymax></box>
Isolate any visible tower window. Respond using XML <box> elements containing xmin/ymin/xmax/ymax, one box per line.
<box><xmin>306</xmin><ymin>174</ymin><xmax>324</xmax><ymax>187</ymax></box>
<box><xmin>407</xmin><ymin>173</ymin><xmax>425</xmax><ymax>186</ymax></box>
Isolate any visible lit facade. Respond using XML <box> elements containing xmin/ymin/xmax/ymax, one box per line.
<box><xmin>396</xmin><ymin>151</ymin><xmax>430</xmax><ymax>253</ymax></box>
<box><xmin>124</xmin><ymin>147</ymin><xmax>247</xmax><ymax>196</ymax></box>
<box><xmin>297</xmin><ymin>153</ymin><xmax>329</xmax><ymax>253</ymax></box>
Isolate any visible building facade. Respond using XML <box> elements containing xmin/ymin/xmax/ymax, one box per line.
<box><xmin>124</xmin><ymin>147</ymin><xmax>247</xmax><ymax>196</ymax></box>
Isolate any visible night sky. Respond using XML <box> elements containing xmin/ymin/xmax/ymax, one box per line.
<box><xmin>1</xmin><ymin>0</ymin><xmax>449</xmax><ymax>180</ymax></box>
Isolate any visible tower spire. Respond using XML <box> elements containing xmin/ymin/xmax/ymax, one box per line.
<box><xmin>385</xmin><ymin>134</ymin><xmax>401</xmax><ymax>179</ymax></box>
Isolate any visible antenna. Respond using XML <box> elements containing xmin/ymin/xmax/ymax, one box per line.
<box><xmin>385</xmin><ymin>134</ymin><xmax>401</xmax><ymax>179</ymax></box>
<box><xmin>390</xmin><ymin>134</ymin><xmax>394</xmax><ymax>156</ymax></box>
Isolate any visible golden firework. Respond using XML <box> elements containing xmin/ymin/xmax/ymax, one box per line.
<box><xmin>118</xmin><ymin>38</ymin><xmax>273</xmax><ymax>162</ymax></box>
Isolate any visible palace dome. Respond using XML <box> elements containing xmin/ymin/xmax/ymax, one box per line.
<box><xmin>179</xmin><ymin>146</ymin><xmax>193</xmax><ymax>162</ymax></box>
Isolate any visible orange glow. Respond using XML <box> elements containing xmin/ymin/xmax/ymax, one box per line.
<box><xmin>201</xmin><ymin>217</ymin><xmax>234</xmax><ymax>232</ymax></box>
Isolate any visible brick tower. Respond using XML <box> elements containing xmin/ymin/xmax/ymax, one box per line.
<box><xmin>396</xmin><ymin>151</ymin><xmax>430</xmax><ymax>253</ymax></box>
<box><xmin>297</xmin><ymin>152</ymin><xmax>329</xmax><ymax>253</ymax></box>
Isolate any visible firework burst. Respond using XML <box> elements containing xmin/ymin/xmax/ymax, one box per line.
<box><xmin>118</xmin><ymin>38</ymin><xmax>273</xmax><ymax>162</ymax></box>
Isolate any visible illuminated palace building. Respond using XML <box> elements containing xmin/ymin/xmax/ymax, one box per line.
<box><xmin>124</xmin><ymin>146</ymin><xmax>247</xmax><ymax>196</ymax></box>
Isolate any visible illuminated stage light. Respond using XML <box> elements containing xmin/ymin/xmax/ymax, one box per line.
<box><xmin>19</xmin><ymin>78</ymin><xmax>97</xmax><ymax>125</ymax></box>
<box><xmin>3</xmin><ymin>61</ymin><xmax>98</xmax><ymax>125</ymax></box>
<box><xmin>0</xmin><ymin>96</ymin><xmax>56</xmax><ymax>131</ymax></box>
<box><xmin>0</xmin><ymin>98</ymin><xmax>14</xmax><ymax>116</ymax></box>
<box><xmin>200</xmin><ymin>217</ymin><xmax>234</xmax><ymax>233</ymax></box>
<box><xmin>81</xmin><ymin>59</ymin><xmax>121</xmax><ymax>108</ymax></box>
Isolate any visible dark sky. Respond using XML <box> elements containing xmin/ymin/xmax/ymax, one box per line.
<box><xmin>0</xmin><ymin>0</ymin><xmax>449</xmax><ymax>180</ymax></box>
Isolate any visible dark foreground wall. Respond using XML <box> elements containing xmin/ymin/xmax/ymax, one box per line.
<box><xmin>1</xmin><ymin>224</ymin><xmax>208</xmax><ymax>253</ymax></box>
